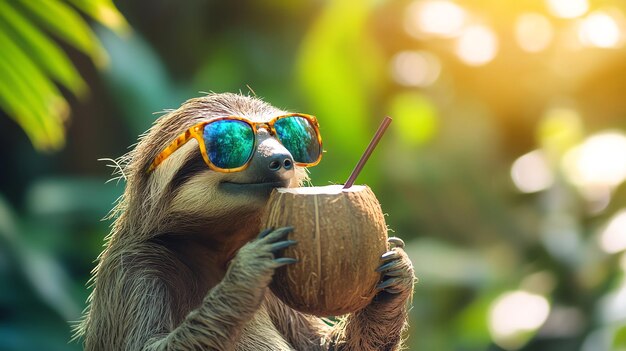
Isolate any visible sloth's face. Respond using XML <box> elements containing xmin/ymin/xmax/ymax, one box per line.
<box><xmin>148</xmin><ymin>119</ymin><xmax>308</xmax><ymax>219</ymax></box>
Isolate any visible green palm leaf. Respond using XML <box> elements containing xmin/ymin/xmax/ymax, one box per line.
<box><xmin>0</xmin><ymin>26</ymin><xmax>66</xmax><ymax>149</ymax></box>
<box><xmin>0</xmin><ymin>0</ymin><xmax>127</xmax><ymax>151</ymax></box>
<box><xmin>0</xmin><ymin>2</ymin><xmax>86</xmax><ymax>96</ymax></box>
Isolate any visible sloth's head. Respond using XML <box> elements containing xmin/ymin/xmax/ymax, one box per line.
<box><xmin>115</xmin><ymin>93</ymin><xmax>320</xmax><ymax>237</ymax></box>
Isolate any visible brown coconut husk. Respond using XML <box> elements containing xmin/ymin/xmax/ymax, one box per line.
<box><xmin>263</xmin><ymin>184</ymin><xmax>388</xmax><ymax>317</ymax></box>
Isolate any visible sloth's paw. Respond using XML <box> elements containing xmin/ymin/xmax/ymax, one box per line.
<box><xmin>374</xmin><ymin>237</ymin><xmax>415</xmax><ymax>302</ymax></box>
<box><xmin>228</xmin><ymin>227</ymin><xmax>298</xmax><ymax>291</ymax></box>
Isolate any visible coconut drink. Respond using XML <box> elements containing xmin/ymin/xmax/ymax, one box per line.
<box><xmin>263</xmin><ymin>184</ymin><xmax>388</xmax><ymax>316</ymax></box>
<box><xmin>262</xmin><ymin>117</ymin><xmax>393</xmax><ymax>316</ymax></box>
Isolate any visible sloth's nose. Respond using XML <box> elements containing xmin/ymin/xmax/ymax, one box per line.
<box><xmin>249</xmin><ymin>131</ymin><xmax>295</xmax><ymax>183</ymax></box>
<box><xmin>268</xmin><ymin>155</ymin><xmax>293</xmax><ymax>172</ymax></box>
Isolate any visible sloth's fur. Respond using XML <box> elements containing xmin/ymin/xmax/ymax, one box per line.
<box><xmin>75</xmin><ymin>93</ymin><xmax>413</xmax><ymax>350</ymax></box>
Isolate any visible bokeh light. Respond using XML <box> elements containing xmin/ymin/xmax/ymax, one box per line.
<box><xmin>599</xmin><ymin>209</ymin><xmax>626</xmax><ymax>254</ymax></box>
<box><xmin>515</xmin><ymin>13</ymin><xmax>554</xmax><ymax>53</ymax></box>
<box><xmin>455</xmin><ymin>25</ymin><xmax>498</xmax><ymax>66</ymax></box>
<box><xmin>405</xmin><ymin>0</ymin><xmax>466</xmax><ymax>39</ymax></box>
<box><xmin>488</xmin><ymin>291</ymin><xmax>551</xmax><ymax>349</ymax></box>
<box><xmin>546</xmin><ymin>0</ymin><xmax>589</xmax><ymax>19</ymax></box>
<box><xmin>562</xmin><ymin>131</ymin><xmax>626</xmax><ymax>189</ymax></box>
<box><xmin>511</xmin><ymin>150</ymin><xmax>554</xmax><ymax>193</ymax></box>
<box><xmin>390</xmin><ymin>50</ymin><xmax>441</xmax><ymax>87</ymax></box>
<box><xmin>578</xmin><ymin>11</ymin><xmax>623</xmax><ymax>48</ymax></box>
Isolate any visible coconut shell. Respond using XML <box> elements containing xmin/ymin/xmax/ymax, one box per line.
<box><xmin>262</xmin><ymin>184</ymin><xmax>388</xmax><ymax>317</ymax></box>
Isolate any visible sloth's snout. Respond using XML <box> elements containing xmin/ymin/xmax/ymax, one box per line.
<box><xmin>244</xmin><ymin>133</ymin><xmax>295</xmax><ymax>184</ymax></box>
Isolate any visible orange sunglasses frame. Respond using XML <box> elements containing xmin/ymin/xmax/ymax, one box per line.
<box><xmin>147</xmin><ymin>113</ymin><xmax>323</xmax><ymax>173</ymax></box>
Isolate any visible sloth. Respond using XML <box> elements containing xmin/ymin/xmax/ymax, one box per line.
<box><xmin>76</xmin><ymin>93</ymin><xmax>415</xmax><ymax>350</ymax></box>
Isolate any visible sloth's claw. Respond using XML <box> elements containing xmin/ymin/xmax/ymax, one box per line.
<box><xmin>258</xmin><ymin>227</ymin><xmax>274</xmax><ymax>238</ymax></box>
<box><xmin>387</xmin><ymin>237</ymin><xmax>405</xmax><ymax>249</ymax></box>
<box><xmin>376</xmin><ymin>277</ymin><xmax>400</xmax><ymax>290</ymax></box>
<box><xmin>259</xmin><ymin>226</ymin><xmax>294</xmax><ymax>242</ymax></box>
<box><xmin>381</xmin><ymin>287</ymin><xmax>404</xmax><ymax>294</ymax></box>
<box><xmin>380</xmin><ymin>268</ymin><xmax>404</xmax><ymax>277</ymax></box>
<box><xmin>274</xmin><ymin>257</ymin><xmax>298</xmax><ymax>266</ymax></box>
<box><xmin>380</xmin><ymin>250</ymin><xmax>400</xmax><ymax>263</ymax></box>
<box><xmin>269</xmin><ymin>240</ymin><xmax>298</xmax><ymax>253</ymax></box>
<box><xmin>376</xmin><ymin>260</ymin><xmax>401</xmax><ymax>273</ymax></box>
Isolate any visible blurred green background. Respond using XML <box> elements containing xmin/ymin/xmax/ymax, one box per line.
<box><xmin>2</xmin><ymin>0</ymin><xmax>626</xmax><ymax>350</ymax></box>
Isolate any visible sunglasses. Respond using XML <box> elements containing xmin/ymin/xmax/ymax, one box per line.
<box><xmin>147</xmin><ymin>113</ymin><xmax>323</xmax><ymax>173</ymax></box>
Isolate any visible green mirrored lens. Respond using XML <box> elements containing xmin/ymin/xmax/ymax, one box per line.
<box><xmin>203</xmin><ymin>120</ymin><xmax>254</xmax><ymax>169</ymax></box>
<box><xmin>274</xmin><ymin>116</ymin><xmax>320</xmax><ymax>164</ymax></box>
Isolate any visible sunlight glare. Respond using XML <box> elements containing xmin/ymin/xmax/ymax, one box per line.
<box><xmin>455</xmin><ymin>25</ymin><xmax>498</xmax><ymax>66</ymax></box>
<box><xmin>546</xmin><ymin>0</ymin><xmax>589</xmax><ymax>19</ymax></box>
<box><xmin>511</xmin><ymin>150</ymin><xmax>554</xmax><ymax>193</ymax></box>
<box><xmin>562</xmin><ymin>131</ymin><xmax>626</xmax><ymax>189</ymax></box>
<box><xmin>599</xmin><ymin>209</ymin><xmax>626</xmax><ymax>254</ymax></box>
<box><xmin>515</xmin><ymin>13</ymin><xmax>554</xmax><ymax>53</ymax></box>
<box><xmin>405</xmin><ymin>0</ymin><xmax>466</xmax><ymax>38</ymax></box>
<box><xmin>578</xmin><ymin>11</ymin><xmax>622</xmax><ymax>48</ymax></box>
<box><xmin>391</xmin><ymin>51</ymin><xmax>441</xmax><ymax>87</ymax></box>
<box><xmin>489</xmin><ymin>291</ymin><xmax>551</xmax><ymax>349</ymax></box>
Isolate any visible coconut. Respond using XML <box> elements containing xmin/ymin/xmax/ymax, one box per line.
<box><xmin>262</xmin><ymin>184</ymin><xmax>388</xmax><ymax>317</ymax></box>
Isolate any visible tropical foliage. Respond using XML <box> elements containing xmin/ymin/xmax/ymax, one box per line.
<box><xmin>0</xmin><ymin>0</ymin><xmax>126</xmax><ymax>150</ymax></box>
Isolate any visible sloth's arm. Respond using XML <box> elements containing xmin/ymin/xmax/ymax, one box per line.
<box><xmin>103</xmin><ymin>256</ymin><xmax>265</xmax><ymax>351</ymax></box>
<box><xmin>326</xmin><ymin>247</ymin><xmax>414</xmax><ymax>351</ymax></box>
<box><xmin>142</xmin><ymin>275</ymin><xmax>263</xmax><ymax>351</ymax></box>
<box><xmin>139</xmin><ymin>228</ymin><xmax>296</xmax><ymax>351</ymax></box>
<box><xmin>270</xmin><ymin>247</ymin><xmax>414</xmax><ymax>351</ymax></box>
